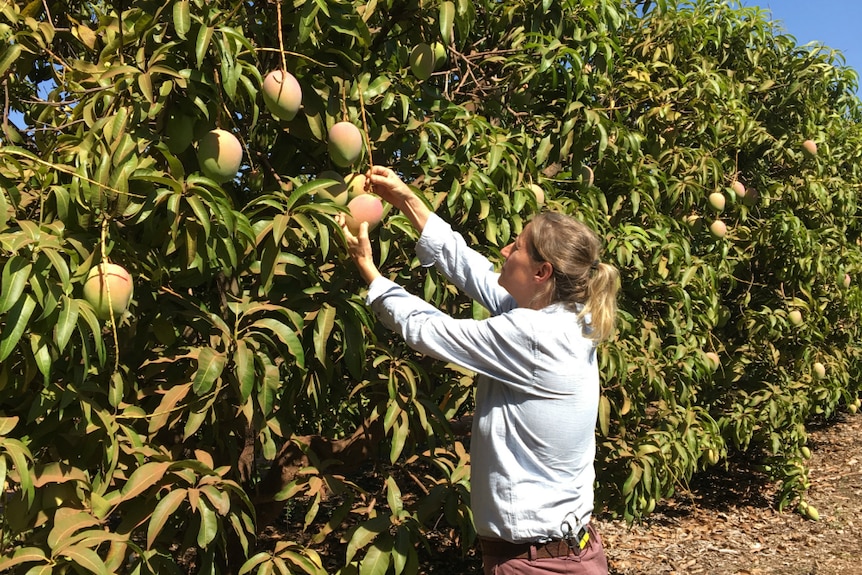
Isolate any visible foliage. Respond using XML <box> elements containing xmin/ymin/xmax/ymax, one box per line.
<box><xmin>0</xmin><ymin>0</ymin><xmax>860</xmax><ymax>572</ymax></box>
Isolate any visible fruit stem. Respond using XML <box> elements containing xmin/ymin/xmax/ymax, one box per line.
<box><xmin>359</xmin><ymin>89</ymin><xmax>374</xmax><ymax>192</ymax></box>
<box><xmin>277</xmin><ymin>0</ymin><xmax>287</xmax><ymax>74</ymax></box>
<box><xmin>101</xmin><ymin>217</ymin><xmax>121</xmax><ymax>378</ymax></box>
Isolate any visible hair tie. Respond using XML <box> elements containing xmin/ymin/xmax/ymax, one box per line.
<box><xmin>590</xmin><ymin>259</ymin><xmax>600</xmax><ymax>271</ymax></box>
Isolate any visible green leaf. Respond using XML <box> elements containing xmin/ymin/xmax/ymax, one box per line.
<box><xmin>3</xmin><ymin>437</ymin><xmax>33</xmax><ymax>500</ymax></box>
<box><xmin>392</xmin><ymin>526</ymin><xmax>410</xmax><ymax>575</ymax></box>
<box><xmin>147</xmin><ymin>488</ymin><xmax>187</xmax><ymax>548</ymax></box>
<box><xmin>364</xmin><ymin>76</ymin><xmax>391</xmax><ymax>99</ymax></box>
<box><xmin>359</xmin><ymin>541</ymin><xmax>392</xmax><ymax>575</ymax></box>
<box><xmin>220</xmin><ymin>44</ymin><xmax>239</xmax><ymax>100</ymax></box>
<box><xmin>0</xmin><ymin>43</ymin><xmax>22</xmax><ymax>78</ymax></box>
<box><xmin>148</xmin><ymin>383</ymin><xmax>191</xmax><ymax>434</ymax></box>
<box><xmin>24</xmin><ymin>563</ymin><xmax>54</xmax><ymax>575</ymax></box>
<box><xmin>0</xmin><ymin>415</ymin><xmax>18</xmax><ymax>435</ymax></box>
<box><xmin>383</xmin><ymin>402</ymin><xmax>401</xmax><ymax>434</ymax></box>
<box><xmin>598</xmin><ymin>394</ymin><xmax>610</xmax><ymax>437</ymax></box>
<box><xmin>238</xmin><ymin>552</ymin><xmax>271</xmax><ymax>575</ymax></box>
<box><xmin>196</xmin><ymin>499</ymin><xmax>219</xmax><ymax>548</ymax></box>
<box><xmin>173</xmin><ymin>0</ymin><xmax>191</xmax><ymax>38</ymax></box>
<box><xmin>488</xmin><ymin>143</ymin><xmax>503</xmax><ymax>172</ymax></box>
<box><xmin>195</xmin><ymin>25</ymin><xmax>214</xmax><ymax>69</ymax></box>
<box><xmin>43</xmin><ymin>248</ymin><xmax>71</xmax><ymax>291</ymax></box>
<box><xmin>0</xmin><ymin>547</ymin><xmax>48</xmax><ymax>572</ymax></box>
<box><xmin>390</xmin><ymin>413</ymin><xmax>409</xmax><ymax>463</ymax></box>
<box><xmin>200</xmin><ymin>484</ymin><xmax>231</xmax><ymax>516</ymax></box>
<box><xmin>108</xmin><ymin>371</ymin><xmax>123</xmax><ymax>407</ymax></box>
<box><xmin>622</xmin><ymin>463</ymin><xmax>643</xmax><ymax>496</ymax></box>
<box><xmin>75</xmin><ymin>299</ymin><xmax>106</xmax><ymax>365</ymax></box>
<box><xmin>120</xmin><ymin>461</ymin><xmax>171</xmax><ymax>502</ymax></box>
<box><xmin>282</xmin><ymin>549</ymin><xmax>325</xmax><ymax>575</ymax></box>
<box><xmin>186</xmin><ymin>191</ymin><xmax>212</xmax><ymax>239</ymax></box>
<box><xmin>536</xmin><ymin>135</ymin><xmax>552</xmax><ymax>165</ymax></box>
<box><xmin>439</xmin><ymin>1</ymin><xmax>455</xmax><ymax>44</ymax></box>
<box><xmin>0</xmin><ymin>293</ymin><xmax>36</xmax><ymax>363</ymax></box>
<box><xmin>183</xmin><ymin>408</ymin><xmax>209</xmax><ymax>441</ymax></box>
<box><xmin>271</xmin><ymin>213</ymin><xmax>289</xmax><ymax>247</ymax></box>
<box><xmin>385</xmin><ymin>477</ymin><xmax>403</xmax><ymax>516</ymax></box>
<box><xmin>250</xmin><ymin>318</ymin><xmax>305</xmax><ymax>367</ymax></box>
<box><xmin>313</xmin><ymin>304</ymin><xmax>336</xmax><ymax>366</ymax></box>
<box><xmin>32</xmin><ymin>462</ymin><xmax>87</xmax><ymax>488</ymax></box>
<box><xmin>0</xmin><ymin>254</ymin><xmax>32</xmax><ymax>314</ymax></box>
<box><xmin>345</xmin><ymin>515</ymin><xmax>390</xmax><ymax>564</ymax></box>
<box><xmin>192</xmin><ymin>347</ymin><xmax>227</xmax><ymax>395</ymax></box>
<box><xmin>58</xmin><ymin>545</ymin><xmax>109</xmax><ymax>575</ymax></box>
<box><xmin>31</xmin><ymin>333</ymin><xmax>51</xmax><ymax>381</ymax></box>
<box><xmin>47</xmin><ymin>511</ymin><xmax>101</xmax><ymax>551</ymax></box>
<box><xmin>234</xmin><ymin>339</ymin><xmax>255</xmax><ymax>402</ymax></box>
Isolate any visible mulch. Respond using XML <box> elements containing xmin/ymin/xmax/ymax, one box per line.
<box><xmin>596</xmin><ymin>412</ymin><xmax>862</xmax><ymax>575</ymax></box>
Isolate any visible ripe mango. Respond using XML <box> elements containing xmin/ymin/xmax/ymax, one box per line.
<box><xmin>345</xmin><ymin>194</ymin><xmax>383</xmax><ymax>235</ymax></box>
<box><xmin>197</xmin><ymin>129</ymin><xmax>243</xmax><ymax>183</ymax></box>
<box><xmin>83</xmin><ymin>262</ymin><xmax>134</xmax><ymax>320</ymax></box>
<box><xmin>328</xmin><ymin>122</ymin><xmax>364</xmax><ymax>168</ymax></box>
<box><xmin>709</xmin><ymin>219</ymin><xmax>727</xmax><ymax>238</ymax></box>
<box><xmin>262</xmin><ymin>69</ymin><xmax>302</xmax><ymax>121</ymax></box>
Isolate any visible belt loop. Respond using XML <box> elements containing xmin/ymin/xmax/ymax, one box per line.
<box><xmin>528</xmin><ymin>543</ymin><xmax>537</xmax><ymax>561</ymax></box>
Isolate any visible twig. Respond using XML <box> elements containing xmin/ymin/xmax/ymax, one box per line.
<box><xmin>811</xmin><ymin>470</ymin><xmax>862</xmax><ymax>484</ymax></box>
<box><xmin>359</xmin><ymin>89</ymin><xmax>374</xmax><ymax>190</ymax></box>
<box><xmin>277</xmin><ymin>0</ymin><xmax>287</xmax><ymax>73</ymax></box>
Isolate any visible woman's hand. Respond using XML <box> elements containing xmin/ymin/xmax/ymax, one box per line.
<box><xmin>367</xmin><ymin>166</ymin><xmax>430</xmax><ymax>232</ymax></box>
<box><xmin>337</xmin><ymin>213</ymin><xmax>381</xmax><ymax>285</ymax></box>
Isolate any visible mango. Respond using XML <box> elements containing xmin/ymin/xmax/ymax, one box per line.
<box><xmin>788</xmin><ymin>309</ymin><xmax>803</xmax><ymax>326</ymax></box>
<box><xmin>197</xmin><ymin>129</ymin><xmax>243</xmax><ymax>183</ymax></box>
<box><xmin>409</xmin><ymin>43</ymin><xmax>434</xmax><ymax>80</ymax></box>
<box><xmin>345</xmin><ymin>194</ymin><xmax>383</xmax><ymax>235</ymax></box>
<box><xmin>708</xmin><ymin>192</ymin><xmax>726</xmax><ymax>212</ymax></box>
<box><xmin>83</xmin><ymin>262</ymin><xmax>134</xmax><ymax>320</ymax></box>
<box><xmin>328</xmin><ymin>122</ymin><xmax>364</xmax><ymax>167</ymax></box>
<box><xmin>262</xmin><ymin>69</ymin><xmax>302</xmax><ymax>121</ymax></box>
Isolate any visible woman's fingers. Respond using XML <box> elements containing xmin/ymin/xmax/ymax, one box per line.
<box><xmin>368</xmin><ymin>165</ymin><xmax>392</xmax><ymax>178</ymax></box>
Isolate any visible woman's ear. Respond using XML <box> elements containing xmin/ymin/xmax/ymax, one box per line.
<box><xmin>535</xmin><ymin>261</ymin><xmax>553</xmax><ymax>283</ymax></box>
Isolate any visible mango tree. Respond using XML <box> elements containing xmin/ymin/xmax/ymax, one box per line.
<box><xmin>1</xmin><ymin>0</ymin><xmax>861</xmax><ymax>573</ymax></box>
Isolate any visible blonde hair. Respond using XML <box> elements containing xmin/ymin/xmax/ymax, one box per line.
<box><xmin>526</xmin><ymin>212</ymin><xmax>619</xmax><ymax>341</ymax></box>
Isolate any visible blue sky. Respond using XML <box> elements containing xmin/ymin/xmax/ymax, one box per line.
<box><xmin>744</xmin><ymin>0</ymin><xmax>862</xmax><ymax>89</ymax></box>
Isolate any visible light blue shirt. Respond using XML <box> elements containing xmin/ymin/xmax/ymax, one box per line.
<box><xmin>366</xmin><ymin>213</ymin><xmax>599</xmax><ymax>543</ymax></box>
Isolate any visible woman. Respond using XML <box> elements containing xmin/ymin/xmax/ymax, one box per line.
<box><xmin>340</xmin><ymin>165</ymin><xmax>619</xmax><ymax>575</ymax></box>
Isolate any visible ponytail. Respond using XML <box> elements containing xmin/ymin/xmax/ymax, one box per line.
<box><xmin>579</xmin><ymin>262</ymin><xmax>619</xmax><ymax>341</ymax></box>
<box><xmin>527</xmin><ymin>212</ymin><xmax>620</xmax><ymax>341</ymax></box>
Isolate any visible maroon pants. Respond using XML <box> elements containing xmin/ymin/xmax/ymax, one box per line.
<box><xmin>481</xmin><ymin>525</ymin><xmax>609</xmax><ymax>575</ymax></box>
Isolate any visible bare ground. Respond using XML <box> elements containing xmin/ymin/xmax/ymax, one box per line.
<box><xmin>595</xmin><ymin>411</ymin><xmax>862</xmax><ymax>575</ymax></box>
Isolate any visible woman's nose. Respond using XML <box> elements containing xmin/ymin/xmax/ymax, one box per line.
<box><xmin>501</xmin><ymin>243</ymin><xmax>513</xmax><ymax>258</ymax></box>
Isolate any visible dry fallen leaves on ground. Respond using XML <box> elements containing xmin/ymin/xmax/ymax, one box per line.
<box><xmin>596</xmin><ymin>412</ymin><xmax>862</xmax><ymax>575</ymax></box>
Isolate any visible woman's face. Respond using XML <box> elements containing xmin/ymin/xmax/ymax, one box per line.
<box><xmin>498</xmin><ymin>224</ymin><xmax>550</xmax><ymax>308</ymax></box>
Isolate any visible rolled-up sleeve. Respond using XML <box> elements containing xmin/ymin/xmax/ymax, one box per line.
<box><xmin>366</xmin><ymin>277</ymin><xmax>536</xmax><ymax>387</ymax></box>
